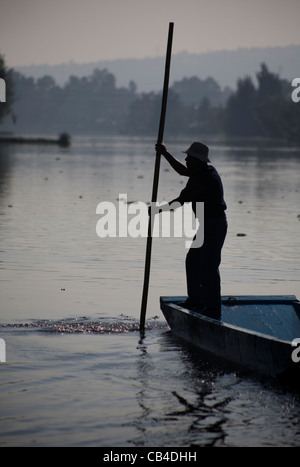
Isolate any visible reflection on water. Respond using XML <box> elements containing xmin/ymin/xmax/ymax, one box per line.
<box><xmin>134</xmin><ymin>331</ymin><xmax>228</xmax><ymax>447</ymax></box>
<box><xmin>0</xmin><ymin>136</ymin><xmax>300</xmax><ymax>446</ymax></box>
<box><xmin>133</xmin><ymin>331</ymin><xmax>300</xmax><ymax>447</ymax></box>
<box><xmin>1</xmin><ymin>325</ymin><xmax>299</xmax><ymax>447</ymax></box>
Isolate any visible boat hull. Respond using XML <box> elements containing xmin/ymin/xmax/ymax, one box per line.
<box><xmin>160</xmin><ymin>296</ymin><xmax>300</xmax><ymax>378</ymax></box>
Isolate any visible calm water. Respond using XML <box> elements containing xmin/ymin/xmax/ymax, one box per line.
<box><xmin>0</xmin><ymin>136</ymin><xmax>300</xmax><ymax>447</ymax></box>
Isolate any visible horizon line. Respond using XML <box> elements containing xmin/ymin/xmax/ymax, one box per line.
<box><xmin>9</xmin><ymin>43</ymin><xmax>300</xmax><ymax>69</ymax></box>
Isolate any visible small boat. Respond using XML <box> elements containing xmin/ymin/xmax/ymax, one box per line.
<box><xmin>160</xmin><ymin>295</ymin><xmax>300</xmax><ymax>379</ymax></box>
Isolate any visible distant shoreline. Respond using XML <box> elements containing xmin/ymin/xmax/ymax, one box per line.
<box><xmin>1</xmin><ymin>133</ymin><xmax>299</xmax><ymax>151</ymax></box>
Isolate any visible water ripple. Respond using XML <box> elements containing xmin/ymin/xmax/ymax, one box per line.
<box><xmin>0</xmin><ymin>316</ymin><xmax>167</xmax><ymax>334</ymax></box>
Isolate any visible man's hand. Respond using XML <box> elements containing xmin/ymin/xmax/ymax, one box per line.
<box><xmin>148</xmin><ymin>205</ymin><xmax>162</xmax><ymax>216</ymax></box>
<box><xmin>155</xmin><ymin>142</ymin><xmax>168</xmax><ymax>155</ymax></box>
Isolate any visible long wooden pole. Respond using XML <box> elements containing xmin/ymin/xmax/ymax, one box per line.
<box><xmin>139</xmin><ymin>22</ymin><xmax>174</xmax><ymax>334</ymax></box>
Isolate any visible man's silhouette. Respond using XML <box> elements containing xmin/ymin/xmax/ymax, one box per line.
<box><xmin>153</xmin><ymin>141</ymin><xmax>227</xmax><ymax>319</ymax></box>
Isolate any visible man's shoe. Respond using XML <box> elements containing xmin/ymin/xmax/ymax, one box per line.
<box><xmin>199</xmin><ymin>307</ymin><xmax>221</xmax><ymax>320</ymax></box>
<box><xmin>178</xmin><ymin>299</ymin><xmax>206</xmax><ymax>312</ymax></box>
<box><xmin>177</xmin><ymin>300</ymin><xmax>221</xmax><ymax>319</ymax></box>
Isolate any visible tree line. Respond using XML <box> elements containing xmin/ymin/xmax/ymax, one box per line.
<box><xmin>1</xmin><ymin>54</ymin><xmax>300</xmax><ymax>142</ymax></box>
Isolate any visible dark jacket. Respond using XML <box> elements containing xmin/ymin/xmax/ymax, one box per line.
<box><xmin>172</xmin><ymin>165</ymin><xmax>227</xmax><ymax>219</ymax></box>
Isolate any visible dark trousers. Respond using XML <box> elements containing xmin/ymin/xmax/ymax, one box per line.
<box><xmin>185</xmin><ymin>216</ymin><xmax>227</xmax><ymax>312</ymax></box>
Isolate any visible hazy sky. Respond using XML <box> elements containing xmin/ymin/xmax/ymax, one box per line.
<box><xmin>1</xmin><ymin>0</ymin><xmax>300</xmax><ymax>67</ymax></box>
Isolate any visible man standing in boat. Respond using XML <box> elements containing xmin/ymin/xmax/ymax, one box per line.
<box><xmin>153</xmin><ymin>141</ymin><xmax>227</xmax><ymax>319</ymax></box>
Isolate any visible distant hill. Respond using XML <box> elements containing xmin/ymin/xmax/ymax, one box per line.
<box><xmin>15</xmin><ymin>45</ymin><xmax>300</xmax><ymax>93</ymax></box>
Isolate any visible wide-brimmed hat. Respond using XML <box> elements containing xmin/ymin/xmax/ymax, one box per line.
<box><xmin>182</xmin><ymin>142</ymin><xmax>210</xmax><ymax>163</ymax></box>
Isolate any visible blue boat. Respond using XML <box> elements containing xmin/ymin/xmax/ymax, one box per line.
<box><xmin>160</xmin><ymin>295</ymin><xmax>300</xmax><ymax>378</ymax></box>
